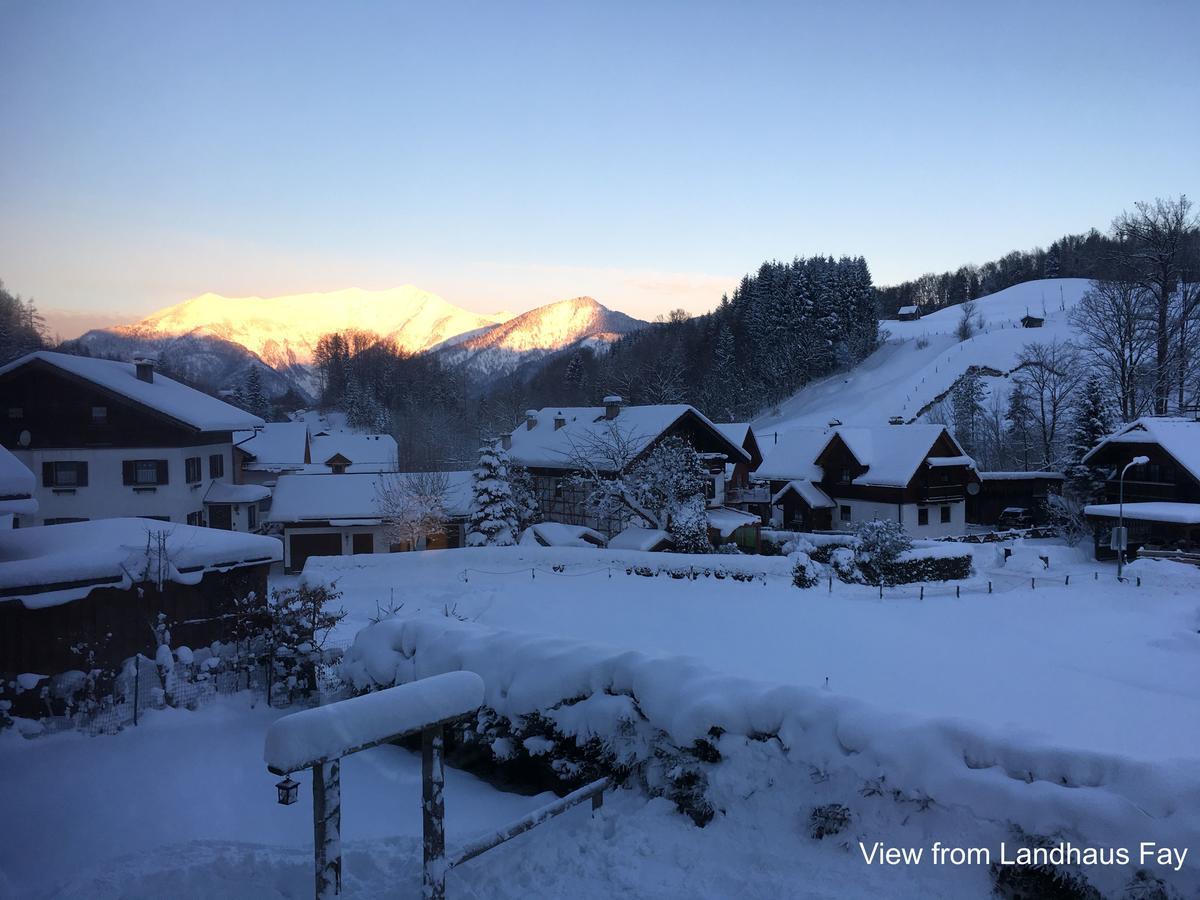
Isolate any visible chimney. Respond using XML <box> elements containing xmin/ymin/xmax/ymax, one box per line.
<box><xmin>133</xmin><ymin>353</ymin><xmax>157</xmax><ymax>384</ymax></box>
<box><xmin>525</xmin><ymin>409</ymin><xmax>538</xmax><ymax>431</ymax></box>
<box><xmin>500</xmin><ymin>432</ymin><xmax>512</xmax><ymax>451</ymax></box>
<box><xmin>827</xmin><ymin>417</ymin><xmax>842</xmax><ymax>428</ymax></box>
<box><xmin>554</xmin><ymin>411</ymin><xmax>566</xmax><ymax>431</ymax></box>
<box><xmin>603</xmin><ymin>395</ymin><xmax>623</xmax><ymax>420</ymax></box>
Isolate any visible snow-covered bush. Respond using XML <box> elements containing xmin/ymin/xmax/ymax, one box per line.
<box><xmin>790</xmin><ymin>552</ymin><xmax>821</xmax><ymax>589</ymax></box>
<box><xmin>809</xmin><ymin>803</ymin><xmax>852</xmax><ymax>839</ymax></box>
<box><xmin>668</xmin><ymin>496</ymin><xmax>713</xmax><ymax>554</ymax></box>
<box><xmin>854</xmin><ymin>519</ymin><xmax>912</xmax><ymax>569</ymax></box>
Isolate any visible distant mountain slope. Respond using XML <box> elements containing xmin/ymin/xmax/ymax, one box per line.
<box><xmin>119</xmin><ymin>286</ymin><xmax>509</xmax><ymax>367</ymax></box>
<box><xmin>61</xmin><ymin>329</ymin><xmax>304</xmax><ymax>401</ymax></box>
<box><xmin>755</xmin><ymin>278</ymin><xmax>1092</xmax><ymax>435</ymax></box>
<box><xmin>437</xmin><ymin>296</ymin><xmax>645</xmax><ymax>377</ymax></box>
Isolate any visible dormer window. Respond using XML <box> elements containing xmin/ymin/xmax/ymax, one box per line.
<box><xmin>91</xmin><ymin>406</ymin><xmax>108</xmax><ymax>425</ymax></box>
<box><xmin>839</xmin><ymin>467</ymin><xmax>851</xmax><ymax>483</ymax></box>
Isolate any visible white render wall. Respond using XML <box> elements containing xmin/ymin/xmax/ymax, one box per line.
<box><xmin>12</xmin><ymin>443</ymin><xmax>233</xmax><ymax>526</ymax></box>
<box><xmin>832</xmin><ymin>496</ymin><xmax>966</xmax><ymax>538</ymax></box>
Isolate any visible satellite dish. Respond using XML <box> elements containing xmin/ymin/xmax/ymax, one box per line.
<box><xmin>966</xmin><ymin>482</ymin><xmax>980</xmax><ymax>496</ymax></box>
<box><xmin>18</xmin><ymin>429</ymin><xmax>31</xmax><ymax>447</ymax></box>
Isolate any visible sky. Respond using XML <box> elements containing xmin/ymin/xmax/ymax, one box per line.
<box><xmin>1</xmin><ymin>0</ymin><xmax>1197</xmax><ymax>336</ymax></box>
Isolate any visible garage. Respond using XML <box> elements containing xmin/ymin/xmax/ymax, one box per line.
<box><xmin>287</xmin><ymin>531</ymin><xmax>342</xmax><ymax>573</ymax></box>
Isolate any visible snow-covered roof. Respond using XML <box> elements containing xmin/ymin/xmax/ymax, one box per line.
<box><xmin>707</xmin><ymin>506</ymin><xmax>760</xmax><ymax>538</ymax></box>
<box><xmin>715</xmin><ymin>422</ymin><xmax>752</xmax><ymax>448</ymax></box>
<box><xmin>309</xmin><ymin>432</ymin><xmax>397</xmax><ymax>467</ymax></box>
<box><xmin>978</xmin><ymin>471</ymin><xmax>1064</xmax><ymax>481</ymax></box>
<box><xmin>269</xmin><ymin>471</ymin><xmax>472</xmax><ymax>523</ymax></box>
<box><xmin>836</xmin><ymin>424</ymin><xmax>970</xmax><ymax>488</ymax></box>
<box><xmin>771</xmin><ymin>479</ymin><xmax>835</xmax><ymax>509</ymax></box>
<box><xmin>1083</xmin><ymin>502</ymin><xmax>1200</xmax><ymax>525</ymax></box>
<box><xmin>0</xmin><ymin>518</ymin><xmax>282</xmax><ymax>609</ymax></box>
<box><xmin>897</xmin><ymin>305</ymin><xmax>918</xmax><ymax>315</ymax></box>
<box><xmin>607</xmin><ymin>526</ymin><xmax>672</xmax><ymax>551</ymax></box>
<box><xmin>926</xmin><ymin>455</ymin><xmax>975</xmax><ymax>468</ymax></box>
<box><xmin>0</xmin><ymin>444</ymin><xmax>38</xmax><ymax>517</ymax></box>
<box><xmin>204</xmin><ymin>481</ymin><xmax>272</xmax><ymax>504</ymax></box>
<box><xmin>234</xmin><ymin>422</ymin><xmax>309</xmax><ymax>466</ymax></box>
<box><xmin>1082</xmin><ymin>417</ymin><xmax>1200</xmax><ymax>484</ymax></box>
<box><xmin>755</xmin><ymin>426</ymin><xmax>831</xmax><ymax>481</ymax></box>
<box><xmin>0</xmin><ymin>350</ymin><xmax>263</xmax><ymax>432</ymax></box>
<box><xmin>518</xmin><ymin>522</ymin><xmax>606</xmax><ymax>548</ymax></box>
<box><xmin>506</xmin><ymin>404</ymin><xmax>749</xmax><ymax>471</ymax></box>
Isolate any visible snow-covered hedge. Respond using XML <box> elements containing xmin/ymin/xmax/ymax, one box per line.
<box><xmin>341</xmin><ymin>615</ymin><xmax>1200</xmax><ymax>896</ymax></box>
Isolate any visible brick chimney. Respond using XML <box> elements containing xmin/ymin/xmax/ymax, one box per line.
<box><xmin>500</xmin><ymin>432</ymin><xmax>512</xmax><ymax>450</ymax></box>
<box><xmin>525</xmin><ymin>409</ymin><xmax>538</xmax><ymax>431</ymax></box>
<box><xmin>133</xmin><ymin>353</ymin><xmax>157</xmax><ymax>384</ymax></box>
<box><xmin>603</xmin><ymin>395</ymin><xmax>623</xmax><ymax>420</ymax></box>
<box><xmin>554</xmin><ymin>412</ymin><xmax>566</xmax><ymax>431</ymax></box>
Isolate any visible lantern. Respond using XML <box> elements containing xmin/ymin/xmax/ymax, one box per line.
<box><xmin>276</xmin><ymin>775</ymin><xmax>300</xmax><ymax>805</ymax></box>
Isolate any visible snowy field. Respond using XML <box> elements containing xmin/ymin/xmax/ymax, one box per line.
<box><xmin>756</xmin><ymin>278</ymin><xmax>1091</xmax><ymax>432</ymax></box>
<box><xmin>306</xmin><ymin>541</ymin><xmax>1200</xmax><ymax>764</ymax></box>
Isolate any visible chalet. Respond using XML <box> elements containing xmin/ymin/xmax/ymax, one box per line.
<box><xmin>0</xmin><ymin>351</ymin><xmax>263</xmax><ymax>528</ymax></box>
<box><xmin>756</xmin><ymin>423</ymin><xmax>978</xmax><ymax>537</ymax></box>
<box><xmin>1081</xmin><ymin>416</ymin><xmax>1200</xmax><ymax>559</ymax></box>
<box><xmin>0</xmin><ymin>444</ymin><xmax>37</xmax><ymax>528</ymax></box>
<box><xmin>503</xmin><ymin>396</ymin><xmax>751</xmax><ymax>539</ymax></box>
<box><xmin>1020</xmin><ymin>314</ymin><xmax>1045</xmax><ymax>328</ymax></box>
<box><xmin>967</xmin><ymin>471</ymin><xmax>1064</xmax><ymax>525</ymax></box>
<box><xmin>268</xmin><ymin>470</ymin><xmax>472</xmax><ymax>572</ymax></box>
<box><xmin>897</xmin><ymin>305</ymin><xmax>920</xmax><ymax>321</ymax></box>
<box><xmin>0</xmin><ymin>518</ymin><xmax>282</xmax><ymax>675</ymax></box>
<box><xmin>234</xmin><ymin>423</ymin><xmax>397</xmax><ymax>483</ymax></box>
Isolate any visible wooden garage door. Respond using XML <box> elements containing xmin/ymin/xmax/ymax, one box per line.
<box><xmin>289</xmin><ymin>532</ymin><xmax>342</xmax><ymax>572</ymax></box>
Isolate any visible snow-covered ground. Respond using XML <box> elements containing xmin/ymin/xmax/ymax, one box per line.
<box><xmin>756</xmin><ymin>278</ymin><xmax>1091</xmax><ymax>432</ymax></box>
<box><xmin>306</xmin><ymin>542</ymin><xmax>1200</xmax><ymax>764</ymax></box>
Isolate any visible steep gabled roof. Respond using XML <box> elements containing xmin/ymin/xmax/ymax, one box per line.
<box><xmin>309</xmin><ymin>432</ymin><xmax>397</xmax><ymax>467</ymax></box>
<box><xmin>507</xmin><ymin>404</ymin><xmax>749</xmax><ymax>471</ymax></box>
<box><xmin>234</xmin><ymin>422</ymin><xmax>309</xmax><ymax>466</ymax></box>
<box><xmin>826</xmin><ymin>424</ymin><xmax>971</xmax><ymax>488</ymax></box>
<box><xmin>755</xmin><ymin>426</ymin><xmax>831</xmax><ymax>481</ymax></box>
<box><xmin>1082</xmin><ymin>417</ymin><xmax>1200</xmax><ymax>484</ymax></box>
<box><xmin>0</xmin><ymin>350</ymin><xmax>263</xmax><ymax>432</ymax></box>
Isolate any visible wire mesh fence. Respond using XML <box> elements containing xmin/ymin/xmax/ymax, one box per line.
<box><xmin>17</xmin><ymin>640</ymin><xmax>352</xmax><ymax>739</ymax></box>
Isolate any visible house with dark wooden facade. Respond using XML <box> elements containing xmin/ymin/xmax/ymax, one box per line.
<box><xmin>0</xmin><ymin>351</ymin><xmax>263</xmax><ymax>529</ymax></box>
<box><xmin>0</xmin><ymin>518</ymin><xmax>282</xmax><ymax>675</ymax></box>
<box><xmin>1082</xmin><ymin>416</ymin><xmax>1200</xmax><ymax>559</ymax></box>
<box><xmin>967</xmin><ymin>471</ymin><xmax>1064</xmax><ymax>525</ymax></box>
<box><xmin>503</xmin><ymin>397</ymin><xmax>751</xmax><ymax>540</ymax></box>
<box><xmin>756</xmin><ymin>423</ymin><xmax>979</xmax><ymax>537</ymax></box>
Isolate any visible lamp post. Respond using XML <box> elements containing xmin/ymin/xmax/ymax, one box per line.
<box><xmin>1116</xmin><ymin>455</ymin><xmax>1150</xmax><ymax>580</ymax></box>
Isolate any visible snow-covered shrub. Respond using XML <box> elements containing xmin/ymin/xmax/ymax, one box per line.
<box><xmin>791</xmin><ymin>552</ymin><xmax>820</xmax><ymax>589</ymax></box>
<box><xmin>829</xmin><ymin>546</ymin><xmax>859</xmax><ymax>581</ymax></box>
<box><xmin>808</xmin><ymin>803</ymin><xmax>852</xmax><ymax>839</ymax></box>
<box><xmin>854</xmin><ymin>518</ymin><xmax>912</xmax><ymax>571</ymax></box>
<box><xmin>875</xmin><ymin>548</ymin><xmax>972</xmax><ymax>583</ymax></box>
<box><xmin>1044</xmin><ymin>491</ymin><xmax>1092</xmax><ymax>546</ymax></box>
<box><xmin>669</xmin><ymin>496</ymin><xmax>713</xmax><ymax>554</ymax></box>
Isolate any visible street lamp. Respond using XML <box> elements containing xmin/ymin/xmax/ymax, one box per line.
<box><xmin>1116</xmin><ymin>455</ymin><xmax>1150</xmax><ymax>580</ymax></box>
<box><xmin>276</xmin><ymin>775</ymin><xmax>300</xmax><ymax>805</ymax></box>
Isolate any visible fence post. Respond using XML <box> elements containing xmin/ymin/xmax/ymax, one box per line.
<box><xmin>919</xmin><ymin>585</ymin><xmax>924</xmax><ymax>601</ymax></box>
<box><xmin>133</xmin><ymin>655</ymin><xmax>140</xmax><ymax>727</ymax></box>
<box><xmin>1031</xmin><ymin>577</ymin><xmax>1035</xmax><ymax>590</ymax></box>
<box><xmin>423</xmin><ymin>725</ymin><xmax>447</xmax><ymax>900</ymax></box>
<box><xmin>1065</xmin><ymin>575</ymin><xmax>1070</xmax><ymax>585</ymax></box>
<box><xmin>828</xmin><ymin>576</ymin><xmax>832</xmax><ymax>593</ymax></box>
<box><xmin>1136</xmin><ymin>576</ymin><xmax>1141</xmax><ymax>587</ymax></box>
<box><xmin>313</xmin><ymin>759</ymin><xmax>342</xmax><ymax>899</ymax></box>
<box><xmin>955</xmin><ymin>584</ymin><xmax>960</xmax><ymax>599</ymax></box>
<box><xmin>878</xmin><ymin>584</ymin><xmax>883</xmax><ymax>600</ymax></box>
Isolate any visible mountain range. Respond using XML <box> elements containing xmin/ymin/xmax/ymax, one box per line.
<box><xmin>62</xmin><ymin>287</ymin><xmax>646</xmax><ymax>398</ymax></box>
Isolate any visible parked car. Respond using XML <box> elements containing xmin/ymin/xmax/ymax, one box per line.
<box><xmin>997</xmin><ymin>507</ymin><xmax>1033</xmax><ymax>528</ymax></box>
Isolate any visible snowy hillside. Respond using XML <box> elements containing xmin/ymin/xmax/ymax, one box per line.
<box><xmin>757</xmin><ymin>278</ymin><xmax>1092</xmax><ymax>435</ymax></box>
<box><xmin>114</xmin><ymin>285</ymin><xmax>510</xmax><ymax>368</ymax></box>
<box><xmin>436</xmin><ymin>296</ymin><xmax>645</xmax><ymax>377</ymax></box>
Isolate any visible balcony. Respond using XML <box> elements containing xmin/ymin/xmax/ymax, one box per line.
<box><xmin>726</xmin><ymin>486</ymin><xmax>772</xmax><ymax>504</ymax></box>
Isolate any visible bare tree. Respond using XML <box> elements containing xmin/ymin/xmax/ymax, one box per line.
<box><xmin>376</xmin><ymin>470</ymin><xmax>450</xmax><ymax>550</ymax></box>
<box><xmin>956</xmin><ymin>300</ymin><xmax>978</xmax><ymax>342</ymax></box>
<box><xmin>1112</xmin><ymin>195</ymin><xmax>1199</xmax><ymax>413</ymax></box>
<box><xmin>1012</xmin><ymin>341</ymin><xmax>1083</xmax><ymax>469</ymax></box>
<box><xmin>1070</xmin><ymin>280</ymin><xmax>1156</xmax><ymax>421</ymax></box>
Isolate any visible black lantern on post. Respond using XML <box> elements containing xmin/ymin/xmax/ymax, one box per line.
<box><xmin>276</xmin><ymin>775</ymin><xmax>300</xmax><ymax>805</ymax></box>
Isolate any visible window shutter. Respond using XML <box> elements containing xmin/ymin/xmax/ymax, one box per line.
<box><xmin>43</xmin><ymin>462</ymin><xmax>54</xmax><ymax>487</ymax></box>
<box><xmin>123</xmin><ymin>460</ymin><xmax>136</xmax><ymax>485</ymax></box>
<box><xmin>157</xmin><ymin>460</ymin><xmax>169</xmax><ymax>484</ymax></box>
<box><xmin>76</xmin><ymin>462</ymin><xmax>89</xmax><ymax>487</ymax></box>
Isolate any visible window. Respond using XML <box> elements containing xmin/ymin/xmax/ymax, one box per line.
<box><xmin>123</xmin><ymin>459</ymin><xmax>168</xmax><ymax>486</ymax></box>
<box><xmin>42</xmin><ymin>461</ymin><xmax>89</xmax><ymax>488</ymax></box>
<box><xmin>940</xmin><ymin>505</ymin><xmax>951</xmax><ymax>524</ymax></box>
<box><xmin>44</xmin><ymin>517</ymin><xmax>88</xmax><ymax>525</ymax></box>
<box><xmin>185</xmin><ymin>456</ymin><xmax>202</xmax><ymax>483</ymax></box>
<box><xmin>918</xmin><ymin>507</ymin><xmax>929</xmax><ymax>526</ymax></box>
<box><xmin>839</xmin><ymin>505</ymin><xmax>851</xmax><ymax>522</ymax></box>
<box><xmin>247</xmin><ymin>504</ymin><xmax>257</xmax><ymax>529</ymax></box>
<box><xmin>209</xmin><ymin>454</ymin><xmax>224</xmax><ymax>478</ymax></box>
<box><xmin>7</xmin><ymin>407</ymin><xmax>22</xmax><ymax>419</ymax></box>
<box><xmin>186</xmin><ymin>510</ymin><xmax>204</xmax><ymax>526</ymax></box>
<box><xmin>331</xmin><ymin>463</ymin><xmax>347</xmax><ymax>474</ymax></box>
<box><xmin>91</xmin><ymin>406</ymin><xmax>108</xmax><ymax>425</ymax></box>
<box><xmin>839</xmin><ymin>468</ymin><xmax>851</xmax><ymax>483</ymax></box>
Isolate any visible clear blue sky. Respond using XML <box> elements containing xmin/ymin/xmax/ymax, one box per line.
<box><xmin>1</xmin><ymin>0</ymin><xmax>1197</xmax><ymax>331</ymax></box>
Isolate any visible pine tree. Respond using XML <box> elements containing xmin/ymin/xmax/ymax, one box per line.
<box><xmin>1004</xmin><ymin>381</ymin><xmax>1036</xmax><ymax>471</ymax></box>
<box><xmin>242</xmin><ymin>367</ymin><xmax>268</xmax><ymax>417</ymax></box>
<box><xmin>951</xmin><ymin>370</ymin><xmax>986</xmax><ymax>457</ymax></box>
<box><xmin>1063</xmin><ymin>373</ymin><xmax>1115</xmax><ymax>501</ymax></box>
<box><xmin>508</xmin><ymin>462</ymin><xmax>541</xmax><ymax>531</ymax></box>
<box><xmin>466</xmin><ymin>440</ymin><xmax>519</xmax><ymax>547</ymax></box>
